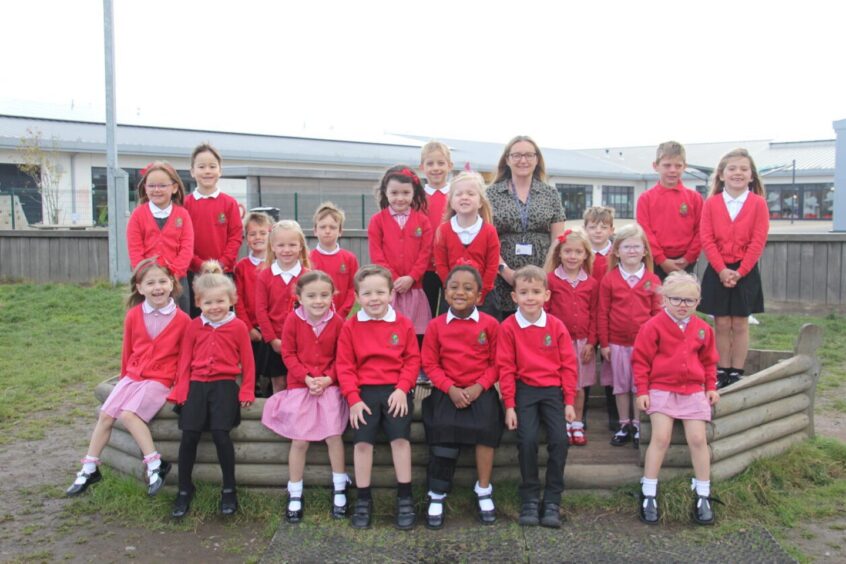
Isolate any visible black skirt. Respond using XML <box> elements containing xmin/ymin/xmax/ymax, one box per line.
<box><xmin>698</xmin><ymin>261</ymin><xmax>764</xmax><ymax>317</ymax></box>
<box><xmin>178</xmin><ymin>380</ymin><xmax>241</xmax><ymax>432</ymax></box>
<box><xmin>423</xmin><ymin>387</ymin><xmax>504</xmax><ymax>447</ymax></box>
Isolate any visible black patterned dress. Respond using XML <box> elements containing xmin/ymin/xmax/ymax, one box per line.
<box><xmin>487</xmin><ymin>179</ymin><xmax>566</xmax><ymax>314</ymax></box>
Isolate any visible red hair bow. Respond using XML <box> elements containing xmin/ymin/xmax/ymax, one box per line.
<box><xmin>139</xmin><ymin>162</ymin><xmax>155</xmax><ymax>177</ymax></box>
<box><xmin>455</xmin><ymin>257</ymin><xmax>481</xmax><ymax>271</ymax></box>
<box><xmin>399</xmin><ymin>168</ymin><xmax>419</xmax><ymax>184</ymax></box>
<box><xmin>557</xmin><ymin>229</ymin><xmax>573</xmax><ymax>243</ymax></box>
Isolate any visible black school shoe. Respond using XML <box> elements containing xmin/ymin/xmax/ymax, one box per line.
<box><xmin>286</xmin><ymin>494</ymin><xmax>304</xmax><ymax>524</ymax></box>
<box><xmin>171</xmin><ymin>489</ymin><xmax>194</xmax><ymax>519</ymax></box>
<box><xmin>220</xmin><ymin>489</ymin><xmax>238</xmax><ymax>516</ymax></box>
<box><xmin>477</xmin><ymin>494</ymin><xmax>496</xmax><ymax>525</ymax></box>
<box><xmin>610</xmin><ymin>424</ymin><xmax>632</xmax><ymax>446</ymax></box>
<box><xmin>425</xmin><ymin>497</ymin><xmax>445</xmax><ymax>530</ymax></box>
<box><xmin>715</xmin><ymin>368</ymin><xmax>730</xmax><ymax>389</ymax></box>
<box><xmin>396</xmin><ymin>496</ymin><xmax>417</xmax><ymax>530</ymax></box>
<box><xmin>66</xmin><ymin>468</ymin><xmax>102</xmax><ymax>497</ymax></box>
<box><xmin>518</xmin><ymin>499</ymin><xmax>540</xmax><ymax>527</ymax></box>
<box><xmin>146</xmin><ymin>460</ymin><xmax>171</xmax><ymax>497</ymax></box>
<box><xmin>540</xmin><ymin>501</ymin><xmax>561</xmax><ymax>529</ymax></box>
<box><xmin>331</xmin><ymin>489</ymin><xmax>348</xmax><ymax>519</ymax></box>
<box><xmin>692</xmin><ymin>494</ymin><xmax>718</xmax><ymax>525</ymax></box>
<box><xmin>350</xmin><ymin>498</ymin><xmax>373</xmax><ymax>529</ymax></box>
<box><xmin>632</xmin><ymin>426</ymin><xmax>640</xmax><ymax>449</ymax></box>
<box><xmin>638</xmin><ymin>492</ymin><xmax>659</xmax><ymax>525</ymax></box>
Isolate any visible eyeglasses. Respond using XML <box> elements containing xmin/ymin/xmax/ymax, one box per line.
<box><xmin>146</xmin><ymin>183</ymin><xmax>174</xmax><ymax>190</ymax></box>
<box><xmin>666</xmin><ymin>296</ymin><xmax>699</xmax><ymax>306</ymax></box>
<box><xmin>509</xmin><ymin>152</ymin><xmax>537</xmax><ymax>161</ymax></box>
<box><xmin>620</xmin><ymin>245</ymin><xmax>644</xmax><ymax>252</ymax></box>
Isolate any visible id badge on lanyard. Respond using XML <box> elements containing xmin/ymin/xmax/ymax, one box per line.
<box><xmin>512</xmin><ymin>181</ymin><xmax>533</xmax><ymax>256</ymax></box>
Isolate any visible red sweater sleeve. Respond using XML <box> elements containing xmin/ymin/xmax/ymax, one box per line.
<box><xmin>168</xmin><ymin>322</ymin><xmax>197</xmax><ymax>404</ymax></box>
<box><xmin>234</xmin><ymin>261</ymin><xmax>252</xmax><ymax>327</ymax></box>
<box><xmin>433</xmin><ymin>224</ymin><xmax>450</xmax><ymax>284</ymax></box>
<box><xmin>496</xmin><ymin>321</ymin><xmax>519</xmax><ymax>409</ymax></box>
<box><xmin>421</xmin><ymin>320</ymin><xmax>453</xmax><ymax>393</ymax></box>
<box><xmin>632</xmin><ymin>322</ymin><xmax>658</xmax><ymax>397</ymax></box>
<box><xmin>398</xmin><ymin>321</ymin><xmax>421</xmax><ymax>392</ymax></box>
<box><xmin>339</xmin><ymin>253</ymin><xmax>359</xmax><ymax>318</ymax></box>
<box><xmin>221</xmin><ymin>199</ymin><xmax>243</xmax><ymax>272</ymax></box>
<box><xmin>477</xmin><ymin>319</ymin><xmax>499</xmax><ymax>390</ymax></box>
<box><xmin>556</xmin><ymin>324</ymin><xmax>579</xmax><ymax>406</ymax></box>
<box><xmin>126</xmin><ymin>208</ymin><xmax>146</xmax><ymax>270</ymax></box>
<box><xmin>636</xmin><ymin>193</ymin><xmax>667</xmax><ymax>265</ymax></box>
<box><xmin>408</xmin><ymin>213</ymin><xmax>434</xmax><ymax>283</ymax></box>
<box><xmin>236</xmin><ymin>321</ymin><xmax>256</xmax><ymax>402</ymax></box>
<box><xmin>119</xmin><ymin>307</ymin><xmax>135</xmax><ymax>378</ymax></box>
<box><xmin>597</xmin><ymin>276</ymin><xmax>612</xmax><ymax>348</ymax></box>
<box><xmin>684</xmin><ymin>195</ymin><xmax>704</xmax><ymax>265</ymax></box>
<box><xmin>281</xmin><ymin>314</ymin><xmax>309</xmax><ymax>386</ymax></box>
<box><xmin>482</xmin><ymin>225</ymin><xmax>501</xmax><ymax>300</ymax></box>
<box><xmin>367</xmin><ymin>213</ymin><xmax>401</xmax><ymax>280</ymax></box>
<box><xmin>172</xmin><ymin>207</ymin><xmax>194</xmax><ymax>279</ymax></box>
<box><xmin>254</xmin><ymin>270</ymin><xmax>276</xmax><ymax>342</ymax></box>
<box><xmin>588</xmin><ymin>282</ymin><xmax>599</xmax><ymax>345</ymax></box>
<box><xmin>699</xmin><ymin>198</ymin><xmax>726</xmax><ymax>273</ymax></box>
<box><xmin>738</xmin><ymin>197</ymin><xmax>770</xmax><ymax>277</ymax></box>
<box><xmin>335</xmin><ymin>322</ymin><xmax>362</xmax><ymax>405</ymax></box>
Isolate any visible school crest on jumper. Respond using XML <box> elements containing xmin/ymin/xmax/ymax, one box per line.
<box><xmin>679</xmin><ymin>203</ymin><xmax>689</xmax><ymax>216</ymax></box>
<box><xmin>478</xmin><ymin>331</ymin><xmax>488</xmax><ymax>345</ymax></box>
<box><xmin>339</xmin><ymin>262</ymin><xmax>347</xmax><ymax>273</ymax></box>
<box><xmin>414</xmin><ymin>226</ymin><xmax>423</xmax><ymax>237</ymax></box>
<box><xmin>175</xmin><ymin>217</ymin><xmax>183</xmax><ymax>228</ymax></box>
<box><xmin>544</xmin><ymin>334</ymin><xmax>553</xmax><ymax>347</ymax></box>
<box><xmin>390</xmin><ymin>332</ymin><xmax>399</xmax><ymax>345</ymax></box>
<box><xmin>698</xmin><ymin>329</ymin><xmax>706</xmax><ymax>341</ymax></box>
<box><xmin>218</xmin><ymin>213</ymin><xmax>227</xmax><ymax>224</ymax></box>
<box><xmin>644</xmin><ymin>281</ymin><xmax>652</xmax><ymax>290</ymax></box>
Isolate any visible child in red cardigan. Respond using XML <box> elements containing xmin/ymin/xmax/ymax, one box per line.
<box><xmin>498</xmin><ymin>265</ymin><xmax>578</xmax><ymax>529</ymax></box>
<box><xmin>367</xmin><ymin>165</ymin><xmax>433</xmax><ymax>341</ymax></box>
<box><xmin>126</xmin><ymin>161</ymin><xmax>194</xmax><ymax>312</ymax></box>
<box><xmin>634</xmin><ymin>272</ymin><xmax>720</xmax><ymax>526</ymax></box>
<box><xmin>419</xmin><ymin>141</ymin><xmax>454</xmax><ymax>317</ymax></box>
<box><xmin>255</xmin><ymin>220</ymin><xmax>311</xmax><ymax>394</ymax></box>
<box><xmin>598</xmin><ymin>224</ymin><xmax>662</xmax><ymax>449</ymax></box>
<box><xmin>309</xmin><ymin>202</ymin><xmax>358</xmax><ymax>319</ymax></box>
<box><xmin>66</xmin><ymin>258</ymin><xmax>190</xmax><ymax>498</ymax></box>
<box><xmin>636</xmin><ymin>141</ymin><xmax>703</xmax><ymax>281</ymax></box>
<box><xmin>234</xmin><ymin>211</ymin><xmax>273</xmax><ymax>397</ymax></box>
<box><xmin>184</xmin><ymin>143</ymin><xmax>243</xmax><ymax>316</ymax></box>
<box><xmin>433</xmin><ymin>171</ymin><xmax>500</xmax><ymax>315</ymax></box>
<box><xmin>336</xmin><ymin>265</ymin><xmax>420</xmax><ymax>530</ymax></box>
<box><xmin>261</xmin><ymin>271</ymin><xmax>350</xmax><ymax>523</ymax></box>
<box><xmin>699</xmin><ymin>148</ymin><xmax>769</xmax><ymax>388</ymax></box>
<box><xmin>168</xmin><ymin>261</ymin><xmax>255</xmax><ymax>519</ymax></box>
<box><xmin>544</xmin><ymin>227</ymin><xmax>598</xmax><ymax>446</ymax></box>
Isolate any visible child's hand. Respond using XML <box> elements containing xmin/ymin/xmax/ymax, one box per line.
<box><xmin>564</xmin><ymin>405</ymin><xmax>576</xmax><ymax>423</ymax></box>
<box><xmin>636</xmin><ymin>394</ymin><xmax>650</xmax><ymax>411</ymax></box>
<box><xmin>660</xmin><ymin>259</ymin><xmax>679</xmax><ymax>274</ymax></box>
<box><xmin>387</xmin><ymin>389</ymin><xmax>408</xmax><ymax>417</ymax></box>
<box><xmin>581</xmin><ymin>345</ymin><xmax>595</xmax><ymax>364</ymax></box>
<box><xmin>706</xmin><ymin>390</ymin><xmax>720</xmax><ymax>406</ymax></box>
<box><xmin>448</xmin><ymin>386</ymin><xmax>470</xmax><ymax>409</ymax></box>
<box><xmin>250</xmin><ymin>328</ymin><xmax>262</xmax><ymax>342</ymax></box>
<box><xmin>393</xmin><ymin>276</ymin><xmax>414</xmax><ymax>294</ymax></box>
<box><xmin>600</xmin><ymin>347</ymin><xmax>611</xmax><ymax>362</ymax></box>
<box><xmin>464</xmin><ymin>383</ymin><xmax>483</xmax><ymax>404</ymax></box>
<box><xmin>505</xmin><ymin>407</ymin><xmax>518</xmax><ymax>430</ymax></box>
<box><xmin>349</xmin><ymin>401</ymin><xmax>371</xmax><ymax>429</ymax></box>
<box><xmin>271</xmin><ymin>339</ymin><xmax>282</xmax><ymax>353</ymax></box>
<box><xmin>241</xmin><ymin>400</ymin><xmax>253</xmax><ymax>408</ymax></box>
<box><xmin>673</xmin><ymin>257</ymin><xmax>689</xmax><ymax>270</ymax></box>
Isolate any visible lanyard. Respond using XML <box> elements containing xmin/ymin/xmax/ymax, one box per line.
<box><xmin>510</xmin><ymin>181</ymin><xmax>531</xmax><ymax>233</ymax></box>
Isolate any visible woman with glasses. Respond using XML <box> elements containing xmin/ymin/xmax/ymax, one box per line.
<box><xmin>487</xmin><ymin>136</ymin><xmax>566</xmax><ymax>319</ymax></box>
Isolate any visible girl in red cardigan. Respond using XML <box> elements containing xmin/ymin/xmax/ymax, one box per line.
<box><xmin>544</xmin><ymin>227</ymin><xmax>598</xmax><ymax>447</ymax></box>
<box><xmin>126</xmin><ymin>162</ymin><xmax>194</xmax><ymax>312</ymax></box>
<box><xmin>66</xmin><ymin>258</ymin><xmax>190</xmax><ymax>498</ymax></box>
<box><xmin>262</xmin><ymin>271</ymin><xmax>350</xmax><ymax>523</ymax></box>
<box><xmin>598</xmin><ymin>223</ymin><xmax>662</xmax><ymax>449</ymax></box>
<box><xmin>699</xmin><ymin>149</ymin><xmax>769</xmax><ymax>389</ymax></box>
<box><xmin>433</xmin><ymin>171</ymin><xmax>500</xmax><ymax>315</ymax></box>
<box><xmin>634</xmin><ymin>272</ymin><xmax>720</xmax><ymax>525</ymax></box>
<box><xmin>367</xmin><ymin>165</ymin><xmax>434</xmax><ymax>342</ymax></box>
<box><xmin>255</xmin><ymin>220</ymin><xmax>311</xmax><ymax>394</ymax></box>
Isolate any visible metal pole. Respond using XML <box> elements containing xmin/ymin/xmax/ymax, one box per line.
<box><xmin>104</xmin><ymin>0</ymin><xmax>119</xmax><ymax>283</ymax></box>
<box><xmin>791</xmin><ymin>159</ymin><xmax>796</xmax><ymax>225</ymax></box>
<box><xmin>10</xmin><ymin>190</ymin><xmax>15</xmax><ymax>230</ymax></box>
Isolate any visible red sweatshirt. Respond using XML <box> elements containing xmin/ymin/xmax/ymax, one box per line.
<box><xmin>169</xmin><ymin>316</ymin><xmax>256</xmax><ymax>404</ymax></box>
<box><xmin>433</xmin><ymin>221</ymin><xmax>500</xmax><ymax>302</ymax></box>
<box><xmin>545</xmin><ymin>272</ymin><xmax>598</xmax><ymax>343</ymax></box>
<box><xmin>591</xmin><ymin>249</ymin><xmax>610</xmax><ymax>283</ymax></box>
<box><xmin>309</xmin><ymin>247</ymin><xmax>359</xmax><ymax>318</ymax></box>
<box><xmin>633</xmin><ymin>312</ymin><xmax>719</xmax><ymax>395</ymax></box>
<box><xmin>597</xmin><ymin>268</ymin><xmax>662</xmax><ymax>347</ymax></box>
<box><xmin>335</xmin><ymin>312</ymin><xmax>421</xmax><ymax>406</ymax></box>
<box><xmin>281</xmin><ymin>312</ymin><xmax>344</xmax><ymax>390</ymax></box>
<box><xmin>126</xmin><ymin>204</ymin><xmax>194</xmax><ymax>278</ymax></box>
<box><xmin>425</xmin><ymin>190</ymin><xmax>449</xmax><ymax>270</ymax></box>
<box><xmin>497</xmin><ymin>312</ymin><xmax>578</xmax><ymax>409</ymax></box>
<box><xmin>700</xmin><ymin>192</ymin><xmax>769</xmax><ymax>277</ymax></box>
<box><xmin>636</xmin><ymin>183</ymin><xmax>704</xmax><ymax>265</ymax></box>
<box><xmin>120</xmin><ymin>304</ymin><xmax>191</xmax><ymax>388</ymax></box>
<box><xmin>421</xmin><ymin>311</ymin><xmax>499</xmax><ymax>394</ymax></box>
<box><xmin>184</xmin><ymin>192</ymin><xmax>243</xmax><ymax>273</ymax></box>
<box><xmin>254</xmin><ymin>264</ymin><xmax>305</xmax><ymax>343</ymax></box>
<box><xmin>367</xmin><ymin>208</ymin><xmax>433</xmax><ymax>288</ymax></box>
<box><xmin>233</xmin><ymin>257</ymin><xmax>263</xmax><ymax>330</ymax></box>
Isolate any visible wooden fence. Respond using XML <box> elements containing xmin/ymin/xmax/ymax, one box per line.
<box><xmin>2</xmin><ymin>229</ymin><xmax>845</xmax><ymax>313</ymax></box>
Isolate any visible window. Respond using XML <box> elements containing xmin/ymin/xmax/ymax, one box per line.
<box><xmin>556</xmin><ymin>183</ymin><xmax>592</xmax><ymax>221</ymax></box>
<box><xmin>0</xmin><ymin>163</ymin><xmax>42</xmax><ymax>224</ymax></box>
<box><xmin>765</xmin><ymin>183</ymin><xmax>833</xmax><ymax>220</ymax></box>
<box><xmin>602</xmin><ymin>185</ymin><xmax>634</xmax><ymax>219</ymax></box>
<box><xmin>91</xmin><ymin>167</ymin><xmax>195</xmax><ymax>225</ymax></box>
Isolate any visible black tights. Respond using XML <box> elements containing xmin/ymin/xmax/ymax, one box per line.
<box><xmin>178</xmin><ymin>430</ymin><xmax>236</xmax><ymax>491</ymax></box>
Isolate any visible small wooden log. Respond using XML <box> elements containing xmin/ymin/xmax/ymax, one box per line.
<box><xmin>710</xmin><ymin>431</ymin><xmax>808</xmax><ymax>481</ymax></box>
<box><xmin>720</xmin><ymin>356</ymin><xmax>813</xmax><ymax>395</ymax></box>
<box><xmin>713</xmin><ymin>372</ymin><xmax>814</xmax><ymax>417</ymax></box>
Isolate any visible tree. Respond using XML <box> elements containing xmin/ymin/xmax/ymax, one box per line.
<box><xmin>17</xmin><ymin>127</ymin><xmax>63</xmax><ymax>225</ymax></box>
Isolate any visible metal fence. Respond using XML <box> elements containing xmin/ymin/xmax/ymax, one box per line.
<box><xmin>0</xmin><ymin>187</ymin><xmax>43</xmax><ymax>228</ymax></box>
<box><xmin>257</xmin><ymin>192</ymin><xmax>380</xmax><ymax>230</ymax></box>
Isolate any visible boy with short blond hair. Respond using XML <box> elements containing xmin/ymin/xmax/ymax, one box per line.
<box><xmin>309</xmin><ymin>202</ymin><xmax>359</xmax><ymax>318</ymax></box>
<box><xmin>419</xmin><ymin>141</ymin><xmax>455</xmax><ymax>318</ymax></box>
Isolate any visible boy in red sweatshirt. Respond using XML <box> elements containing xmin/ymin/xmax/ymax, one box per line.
<box><xmin>498</xmin><ymin>265</ymin><xmax>578</xmax><ymax>529</ymax></box>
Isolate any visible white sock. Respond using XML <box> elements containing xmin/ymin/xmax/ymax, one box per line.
<box><xmin>287</xmin><ymin>480</ymin><xmax>303</xmax><ymax>511</ymax></box>
<box><xmin>427</xmin><ymin>491</ymin><xmax>446</xmax><ymax>516</ymax></box>
<box><xmin>571</xmin><ymin>421</ymin><xmax>584</xmax><ymax>430</ymax></box>
<box><xmin>474</xmin><ymin>481</ymin><xmax>495</xmax><ymax>512</ymax></box>
<box><xmin>81</xmin><ymin>456</ymin><xmax>99</xmax><ymax>475</ymax></box>
<box><xmin>332</xmin><ymin>472</ymin><xmax>350</xmax><ymax>507</ymax></box>
<box><xmin>641</xmin><ymin>477</ymin><xmax>658</xmax><ymax>497</ymax></box>
<box><xmin>692</xmin><ymin>478</ymin><xmax>710</xmax><ymax>498</ymax></box>
<box><xmin>566</xmin><ymin>421</ymin><xmax>572</xmax><ymax>432</ymax></box>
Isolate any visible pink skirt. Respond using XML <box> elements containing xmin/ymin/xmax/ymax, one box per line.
<box><xmin>609</xmin><ymin>344</ymin><xmax>635</xmax><ymax>395</ymax></box>
<box><xmin>646</xmin><ymin>389</ymin><xmax>712</xmax><ymax>421</ymax></box>
<box><xmin>572</xmin><ymin>338</ymin><xmax>596</xmax><ymax>388</ymax></box>
<box><xmin>393</xmin><ymin>288</ymin><xmax>432</xmax><ymax>334</ymax></box>
<box><xmin>598</xmin><ymin>358</ymin><xmax>613</xmax><ymax>387</ymax></box>
<box><xmin>100</xmin><ymin>377</ymin><xmax>170</xmax><ymax>422</ymax></box>
<box><xmin>262</xmin><ymin>386</ymin><xmax>349</xmax><ymax>441</ymax></box>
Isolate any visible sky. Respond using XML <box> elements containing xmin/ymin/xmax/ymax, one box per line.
<box><xmin>3</xmin><ymin>0</ymin><xmax>845</xmax><ymax>150</ymax></box>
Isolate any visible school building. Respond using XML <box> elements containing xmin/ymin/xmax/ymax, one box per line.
<box><xmin>0</xmin><ymin>113</ymin><xmax>836</xmax><ymax>229</ymax></box>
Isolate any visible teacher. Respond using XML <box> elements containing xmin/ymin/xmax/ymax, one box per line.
<box><xmin>487</xmin><ymin>135</ymin><xmax>567</xmax><ymax>318</ymax></box>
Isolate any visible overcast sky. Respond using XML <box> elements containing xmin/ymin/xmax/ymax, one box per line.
<box><xmin>3</xmin><ymin>0</ymin><xmax>844</xmax><ymax>149</ymax></box>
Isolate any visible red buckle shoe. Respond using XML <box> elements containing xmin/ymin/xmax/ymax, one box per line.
<box><xmin>571</xmin><ymin>427</ymin><xmax>587</xmax><ymax>446</ymax></box>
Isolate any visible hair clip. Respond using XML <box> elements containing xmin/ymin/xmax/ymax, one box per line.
<box><xmin>557</xmin><ymin>229</ymin><xmax>573</xmax><ymax>243</ymax></box>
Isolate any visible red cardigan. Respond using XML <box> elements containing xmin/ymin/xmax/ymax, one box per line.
<box><xmin>335</xmin><ymin>313</ymin><xmax>420</xmax><ymax>406</ymax></box>
<box><xmin>281</xmin><ymin>312</ymin><xmax>344</xmax><ymax>390</ymax></box>
<box><xmin>633</xmin><ymin>312</ymin><xmax>719</xmax><ymax>395</ymax></box>
<box><xmin>545</xmin><ymin>272</ymin><xmax>598</xmax><ymax>343</ymax></box>
<box><xmin>184</xmin><ymin>192</ymin><xmax>243</xmax><ymax>273</ymax></box>
<box><xmin>126</xmin><ymin>204</ymin><xmax>194</xmax><ymax>278</ymax></box>
<box><xmin>636</xmin><ymin>183</ymin><xmax>704</xmax><ymax>265</ymax></box>
<box><xmin>254</xmin><ymin>265</ymin><xmax>305</xmax><ymax>343</ymax></box>
<box><xmin>597</xmin><ymin>269</ymin><xmax>662</xmax><ymax>347</ymax></box>
<box><xmin>367</xmin><ymin>209</ymin><xmax>433</xmax><ymax>288</ymax></box>
<box><xmin>425</xmin><ymin>190</ymin><xmax>449</xmax><ymax>269</ymax></box>
<box><xmin>433</xmin><ymin>221</ymin><xmax>500</xmax><ymax>302</ymax></box>
<box><xmin>592</xmin><ymin>250</ymin><xmax>610</xmax><ymax>283</ymax></box>
<box><xmin>234</xmin><ymin>257</ymin><xmax>263</xmax><ymax>330</ymax></box>
<box><xmin>421</xmin><ymin>312</ymin><xmax>499</xmax><ymax>394</ymax></box>
<box><xmin>120</xmin><ymin>304</ymin><xmax>191</xmax><ymax>388</ymax></box>
<box><xmin>308</xmin><ymin>248</ymin><xmax>359</xmax><ymax>318</ymax></box>
<box><xmin>497</xmin><ymin>313</ymin><xmax>578</xmax><ymax>409</ymax></box>
<box><xmin>700</xmin><ymin>192</ymin><xmax>769</xmax><ymax>277</ymax></box>
<box><xmin>169</xmin><ymin>316</ymin><xmax>256</xmax><ymax>404</ymax></box>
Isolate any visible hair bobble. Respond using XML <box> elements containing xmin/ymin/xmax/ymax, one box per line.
<box><xmin>557</xmin><ymin>229</ymin><xmax>573</xmax><ymax>243</ymax></box>
<box><xmin>455</xmin><ymin>257</ymin><xmax>480</xmax><ymax>271</ymax></box>
<box><xmin>399</xmin><ymin>168</ymin><xmax>419</xmax><ymax>183</ymax></box>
